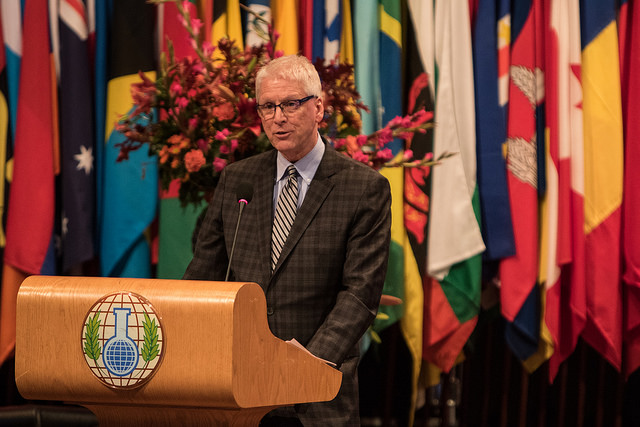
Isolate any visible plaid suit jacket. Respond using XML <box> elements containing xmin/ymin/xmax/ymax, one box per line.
<box><xmin>184</xmin><ymin>143</ymin><xmax>391</xmax><ymax>426</ymax></box>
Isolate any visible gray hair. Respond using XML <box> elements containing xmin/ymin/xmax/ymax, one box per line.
<box><xmin>256</xmin><ymin>55</ymin><xmax>322</xmax><ymax>99</ymax></box>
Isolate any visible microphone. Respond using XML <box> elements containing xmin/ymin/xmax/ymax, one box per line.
<box><xmin>225</xmin><ymin>182</ymin><xmax>254</xmax><ymax>281</ymax></box>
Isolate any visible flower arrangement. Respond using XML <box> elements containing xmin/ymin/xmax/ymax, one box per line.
<box><xmin>115</xmin><ymin>0</ymin><xmax>438</xmax><ymax>207</ymax></box>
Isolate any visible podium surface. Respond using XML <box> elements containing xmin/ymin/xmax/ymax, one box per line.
<box><xmin>15</xmin><ymin>276</ymin><xmax>342</xmax><ymax>426</ymax></box>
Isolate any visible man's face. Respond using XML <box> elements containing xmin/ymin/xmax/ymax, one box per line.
<box><xmin>257</xmin><ymin>77</ymin><xmax>324</xmax><ymax>163</ymax></box>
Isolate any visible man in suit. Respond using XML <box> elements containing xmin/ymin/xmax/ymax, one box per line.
<box><xmin>184</xmin><ymin>54</ymin><xmax>391</xmax><ymax>426</ymax></box>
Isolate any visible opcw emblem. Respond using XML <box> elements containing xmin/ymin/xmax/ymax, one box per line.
<box><xmin>81</xmin><ymin>292</ymin><xmax>165</xmax><ymax>389</ymax></box>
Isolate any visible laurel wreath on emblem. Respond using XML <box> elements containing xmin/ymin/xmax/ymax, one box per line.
<box><xmin>83</xmin><ymin>314</ymin><xmax>102</xmax><ymax>361</ymax></box>
<box><xmin>141</xmin><ymin>312</ymin><xmax>160</xmax><ymax>362</ymax></box>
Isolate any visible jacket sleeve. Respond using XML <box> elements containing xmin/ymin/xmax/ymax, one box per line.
<box><xmin>305</xmin><ymin>170</ymin><xmax>392</xmax><ymax>366</ymax></box>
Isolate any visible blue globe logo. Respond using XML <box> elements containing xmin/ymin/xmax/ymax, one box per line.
<box><xmin>81</xmin><ymin>292</ymin><xmax>165</xmax><ymax>389</ymax></box>
<box><xmin>102</xmin><ymin>308</ymin><xmax>139</xmax><ymax>376</ymax></box>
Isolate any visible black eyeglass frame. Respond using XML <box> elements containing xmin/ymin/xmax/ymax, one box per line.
<box><xmin>256</xmin><ymin>95</ymin><xmax>317</xmax><ymax>119</ymax></box>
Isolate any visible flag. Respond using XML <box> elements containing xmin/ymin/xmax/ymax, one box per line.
<box><xmin>93</xmin><ymin>0</ymin><xmax>107</xmax><ymax>233</ymax></box>
<box><xmin>499</xmin><ymin>0</ymin><xmax>540</xmax><ymax>361</ymax></box>
<box><xmin>620</xmin><ymin>0</ymin><xmax>640</xmax><ymax>379</ymax></box>
<box><xmin>211</xmin><ymin>0</ymin><xmax>243</xmax><ymax>50</ymax></box>
<box><xmin>579</xmin><ymin>0</ymin><xmax>624</xmax><ymax>372</ymax></box>
<box><xmin>311</xmin><ymin>0</ymin><xmax>324</xmax><ymax>61</ymax></box>
<box><xmin>324</xmin><ymin>0</ymin><xmax>340</xmax><ymax>61</ymax></box>
<box><xmin>544</xmin><ymin>0</ymin><xmax>585</xmax><ymax>382</ymax></box>
<box><xmin>271</xmin><ymin>0</ymin><xmax>298</xmax><ymax>55</ymax></box>
<box><xmin>0</xmin><ymin>5</ymin><xmax>15</xmax><ymax>369</ymax></box>
<box><xmin>58</xmin><ymin>0</ymin><xmax>95</xmax><ymax>273</ymax></box>
<box><xmin>473</xmin><ymin>0</ymin><xmax>515</xmax><ymax>261</ymax></box>
<box><xmin>99</xmin><ymin>0</ymin><xmax>157</xmax><ymax>278</ymax></box>
<box><xmin>339</xmin><ymin>0</ymin><xmax>353</xmax><ymax>64</ymax></box>
<box><xmin>244</xmin><ymin>0</ymin><xmax>271</xmax><ymax>49</ymax></box>
<box><xmin>298</xmin><ymin>0</ymin><xmax>312</xmax><ymax>58</ymax></box>
<box><xmin>156</xmin><ymin>1</ymin><xmax>205</xmax><ymax>280</ymax></box>
<box><xmin>424</xmin><ymin>0</ymin><xmax>484</xmax><ymax>373</ymax></box>
<box><xmin>353</xmin><ymin>0</ymin><xmax>379</xmax><ymax>135</ymax></box>
<box><xmin>0</xmin><ymin>0</ymin><xmax>21</xmax><ymax>142</ymax></box>
<box><xmin>1</xmin><ymin>0</ymin><xmax>56</xmax><ymax>366</ymax></box>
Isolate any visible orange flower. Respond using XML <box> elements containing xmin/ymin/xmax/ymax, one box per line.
<box><xmin>185</xmin><ymin>149</ymin><xmax>206</xmax><ymax>172</ymax></box>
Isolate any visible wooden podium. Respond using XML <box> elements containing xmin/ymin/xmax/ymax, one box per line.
<box><xmin>14</xmin><ymin>276</ymin><xmax>342</xmax><ymax>426</ymax></box>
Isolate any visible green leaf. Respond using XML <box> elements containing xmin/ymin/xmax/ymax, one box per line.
<box><xmin>83</xmin><ymin>314</ymin><xmax>102</xmax><ymax>360</ymax></box>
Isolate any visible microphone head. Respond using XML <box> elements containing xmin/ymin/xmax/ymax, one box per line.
<box><xmin>237</xmin><ymin>182</ymin><xmax>254</xmax><ymax>204</ymax></box>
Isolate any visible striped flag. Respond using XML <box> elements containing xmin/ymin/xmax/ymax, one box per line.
<box><xmin>271</xmin><ymin>0</ymin><xmax>298</xmax><ymax>55</ymax></box>
<box><xmin>424</xmin><ymin>0</ymin><xmax>484</xmax><ymax>373</ymax></box>
<box><xmin>579</xmin><ymin>0</ymin><xmax>624</xmax><ymax>372</ymax></box>
<box><xmin>1</xmin><ymin>0</ymin><xmax>57</xmax><ymax>365</ymax></box>
<box><xmin>499</xmin><ymin>0</ymin><xmax>540</xmax><ymax>361</ymax></box>
<box><xmin>99</xmin><ymin>0</ymin><xmax>157</xmax><ymax>278</ymax></box>
<box><xmin>544</xmin><ymin>0</ymin><xmax>586</xmax><ymax>381</ymax></box>
<box><xmin>58</xmin><ymin>0</ymin><xmax>95</xmax><ymax>273</ymax></box>
<box><xmin>620</xmin><ymin>0</ymin><xmax>640</xmax><ymax>379</ymax></box>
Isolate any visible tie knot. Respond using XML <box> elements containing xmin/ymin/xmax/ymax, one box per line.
<box><xmin>286</xmin><ymin>165</ymin><xmax>297</xmax><ymax>179</ymax></box>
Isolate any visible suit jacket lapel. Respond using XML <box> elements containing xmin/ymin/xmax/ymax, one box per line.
<box><xmin>255</xmin><ymin>151</ymin><xmax>277</xmax><ymax>283</ymax></box>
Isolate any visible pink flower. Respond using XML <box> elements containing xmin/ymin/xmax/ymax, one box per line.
<box><xmin>403</xmin><ymin>149</ymin><xmax>414</xmax><ymax>161</ymax></box>
<box><xmin>377</xmin><ymin>128</ymin><xmax>394</xmax><ymax>146</ymax></box>
<box><xmin>170</xmin><ymin>81</ymin><xmax>182</xmax><ymax>96</ymax></box>
<box><xmin>352</xmin><ymin>151</ymin><xmax>369</xmax><ymax>164</ymax></box>
<box><xmin>176</xmin><ymin>97</ymin><xmax>189</xmax><ymax>109</ymax></box>
<box><xmin>215</xmin><ymin>129</ymin><xmax>230</xmax><ymax>141</ymax></box>
<box><xmin>375</xmin><ymin>148</ymin><xmax>393</xmax><ymax>161</ymax></box>
<box><xmin>356</xmin><ymin>134</ymin><xmax>368</xmax><ymax>147</ymax></box>
<box><xmin>213</xmin><ymin>157</ymin><xmax>227</xmax><ymax>172</ymax></box>
<box><xmin>197</xmin><ymin>138</ymin><xmax>209</xmax><ymax>152</ymax></box>
<box><xmin>188</xmin><ymin>118</ymin><xmax>198</xmax><ymax>130</ymax></box>
<box><xmin>185</xmin><ymin>149</ymin><xmax>206</xmax><ymax>172</ymax></box>
<box><xmin>191</xmin><ymin>18</ymin><xmax>203</xmax><ymax>36</ymax></box>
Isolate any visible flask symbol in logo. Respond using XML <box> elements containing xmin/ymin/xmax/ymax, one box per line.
<box><xmin>102</xmin><ymin>308</ymin><xmax>139</xmax><ymax>376</ymax></box>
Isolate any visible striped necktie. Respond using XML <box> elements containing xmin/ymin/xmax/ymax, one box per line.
<box><xmin>271</xmin><ymin>165</ymin><xmax>299</xmax><ymax>271</ymax></box>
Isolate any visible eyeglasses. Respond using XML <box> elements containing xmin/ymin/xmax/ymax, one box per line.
<box><xmin>256</xmin><ymin>95</ymin><xmax>317</xmax><ymax>119</ymax></box>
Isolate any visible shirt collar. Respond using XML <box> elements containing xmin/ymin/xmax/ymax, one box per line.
<box><xmin>275</xmin><ymin>133</ymin><xmax>325</xmax><ymax>184</ymax></box>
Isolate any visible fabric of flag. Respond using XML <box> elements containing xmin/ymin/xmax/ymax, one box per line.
<box><xmin>424</xmin><ymin>0</ymin><xmax>484</xmax><ymax>373</ymax></box>
<box><xmin>1</xmin><ymin>0</ymin><xmax>56</xmax><ymax>365</ymax></box>
<box><xmin>499</xmin><ymin>0</ymin><xmax>540</xmax><ymax>361</ymax></box>
<box><xmin>620</xmin><ymin>0</ymin><xmax>640</xmax><ymax>379</ymax></box>
<box><xmin>156</xmin><ymin>0</ymin><xmax>205</xmax><ymax>280</ymax></box>
<box><xmin>0</xmin><ymin>0</ymin><xmax>21</xmax><ymax>142</ymax></box>
<box><xmin>323</xmin><ymin>0</ymin><xmax>340</xmax><ymax>61</ymax></box>
<box><xmin>579</xmin><ymin>0</ymin><xmax>624</xmax><ymax>372</ymax></box>
<box><xmin>99</xmin><ymin>0</ymin><xmax>157</xmax><ymax>278</ymax></box>
<box><xmin>93</xmin><ymin>0</ymin><xmax>107</xmax><ymax>234</ymax></box>
<box><xmin>543</xmin><ymin>0</ymin><xmax>586</xmax><ymax>382</ymax></box>
<box><xmin>377</xmin><ymin>1</ymin><xmax>425</xmax><ymax>424</ymax></box>
<box><xmin>211</xmin><ymin>0</ymin><xmax>243</xmax><ymax>51</ymax></box>
<box><xmin>271</xmin><ymin>0</ymin><xmax>298</xmax><ymax>55</ymax></box>
<box><xmin>521</xmin><ymin>0</ymin><xmax>551</xmax><ymax>372</ymax></box>
<box><xmin>353</xmin><ymin>0</ymin><xmax>379</xmax><ymax>135</ymax></box>
<box><xmin>403</xmin><ymin>0</ymin><xmax>433</xmax><ymax>395</ymax></box>
<box><xmin>473</xmin><ymin>0</ymin><xmax>515</xmax><ymax>261</ymax></box>
<box><xmin>58</xmin><ymin>0</ymin><xmax>95</xmax><ymax>273</ymax></box>
<box><xmin>311</xmin><ymin>0</ymin><xmax>324</xmax><ymax>61</ymax></box>
<box><xmin>339</xmin><ymin>0</ymin><xmax>353</xmax><ymax>64</ymax></box>
<box><xmin>0</xmin><ymin>6</ymin><xmax>15</xmax><ymax>368</ymax></box>
<box><xmin>298</xmin><ymin>0</ymin><xmax>312</xmax><ymax>58</ymax></box>
<box><xmin>244</xmin><ymin>0</ymin><xmax>271</xmax><ymax>49</ymax></box>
